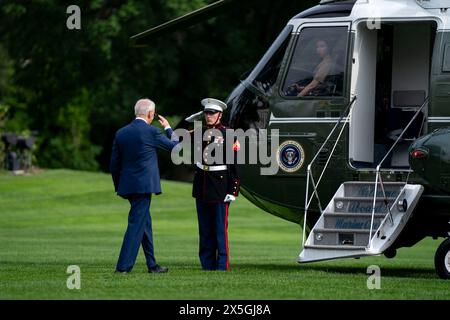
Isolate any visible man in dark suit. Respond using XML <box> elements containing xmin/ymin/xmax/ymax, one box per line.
<box><xmin>110</xmin><ymin>98</ymin><xmax>179</xmax><ymax>274</ymax></box>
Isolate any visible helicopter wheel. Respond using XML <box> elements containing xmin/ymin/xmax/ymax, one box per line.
<box><xmin>384</xmin><ymin>248</ymin><xmax>397</xmax><ymax>259</ymax></box>
<box><xmin>434</xmin><ymin>237</ymin><xmax>450</xmax><ymax>280</ymax></box>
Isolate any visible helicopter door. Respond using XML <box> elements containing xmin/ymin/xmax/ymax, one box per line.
<box><xmin>350</xmin><ymin>21</ymin><xmax>436</xmax><ymax>169</ymax></box>
<box><xmin>349</xmin><ymin>24</ymin><xmax>377</xmax><ymax>165</ymax></box>
<box><xmin>430</xmin><ymin>28</ymin><xmax>450</xmax><ymax>131</ymax></box>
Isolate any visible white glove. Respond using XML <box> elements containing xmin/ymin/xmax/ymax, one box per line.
<box><xmin>185</xmin><ymin>111</ymin><xmax>203</xmax><ymax>123</ymax></box>
<box><xmin>224</xmin><ymin>194</ymin><xmax>236</xmax><ymax>203</ymax></box>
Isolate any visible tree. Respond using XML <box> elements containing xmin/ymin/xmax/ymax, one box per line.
<box><xmin>0</xmin><ymin>0</ymin><xmax>316</xmax><ymax>172</ymax></box>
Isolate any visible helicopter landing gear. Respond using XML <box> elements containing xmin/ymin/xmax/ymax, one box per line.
<box><xmin>434</xmin><ymin>237</ymin><xmax>450</xmax><ymax>280</ymax></box>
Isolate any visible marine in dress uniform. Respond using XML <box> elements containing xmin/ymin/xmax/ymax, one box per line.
<box><xmin>188</xmin><ymin>98</ymin><xmax>240</xmax><ymax>271</ymax></box>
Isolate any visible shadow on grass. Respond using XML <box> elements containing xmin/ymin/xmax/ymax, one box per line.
<box><xmin>298</xmin><ymin>264</ymin><xmax>437</xmax><ymax>279</ymax></box>
<box><xmin>231</xmin><ymin>262</ymin><xmax>437</xmax><ymax>279</ymax></box>
<box><xmin>0</xmin><ymin>260</ymin><xmax>438</xmax><ymax>279</ymax></box>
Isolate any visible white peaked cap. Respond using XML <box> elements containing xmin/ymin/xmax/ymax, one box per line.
<box><xmin>201</xmin><ymin>98</ymin><xmax>227</xmax><ymax>112</ymax></box>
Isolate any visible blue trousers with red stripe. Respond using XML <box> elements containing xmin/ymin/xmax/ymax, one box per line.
<box><xmin>195</xmin><ymin>200</ymin><xmax>230</xmax><ymax>271</ymax></box>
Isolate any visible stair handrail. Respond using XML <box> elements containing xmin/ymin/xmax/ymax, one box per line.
<box><xmin>302</xmin><ymin>96</ymin><xmax>357</xmax><ymax>246</ymax></box>
<box><xmin>377</xmin><ymin>96</ymin><xmax>429</xmax><ymax>170</ymax></box>
<box><xmin>371</xmin><ymin>186</ymin><xmax>407</xmax><ymax>248</ymax></box>
<box><xmin>368</xmin><ymin>96</ymin><xmax>429</xmax><ymax>248</ymax></box>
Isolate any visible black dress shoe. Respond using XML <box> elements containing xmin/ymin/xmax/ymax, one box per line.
<box><xmin>114</xmin><ymin>270</ymin><xmax>129</xmax><ymax>274</ymax></box>
<box><xmin>148</xmin><ymin>265</ymin><xmax>168</xmax><ymax>273</ymax></box>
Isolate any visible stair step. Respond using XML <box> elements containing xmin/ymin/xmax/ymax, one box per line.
<box><xmin>343</xmin><ymin>182</ymin><xmax>404</xmax><ymax>198</ymax></box>
<box><xmin>314</xmin><ymin>228</ymin><xmax>376</xmax><ymax>234</ymax></box>
<box><xmin>343</xmin><ymin>181</ymin><xmax>405</xmax><ymax>186</ymax></box>
<box><xmin>324</xmin><ymin>213</ymin><xmax>384</xmax><ymax>230</ymax></box>
<box><xmin>334</xmin><ymin>197</ymin><xmax>395</xmax><ymax>213</ymax></box>
<box><xmin>324</xmin><ymin>212</ymin><xmax>386</xmax><ymax>217</ymax></box>
<box><xmin>304</xmin><ymin>244</ymin><xmax>367</xmax><ymax>250</ymax></box>
<box><xmin>334</xmin><ymin>197</ymin><xmax>397</xmax><ymax>201</ymax></box>
<box><xmin>312</xmin><ymin>228</ymin><xmax>374</xmax><ymax>246</ymax></box>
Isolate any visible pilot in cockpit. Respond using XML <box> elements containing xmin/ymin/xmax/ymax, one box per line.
<box><xmin>286</xmin><ymin>39</ymin><xmax>335</xmax><ymax>97</ymax></box>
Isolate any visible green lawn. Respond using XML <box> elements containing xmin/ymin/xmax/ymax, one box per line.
<box><xmin>0</xmin><ymin>169</ymin><xmax>449</xmax><ymax>299</ymax></box>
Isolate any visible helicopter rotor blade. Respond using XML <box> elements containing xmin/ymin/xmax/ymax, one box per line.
<box><xmin>130</xmin><ymin>0</ymin><xmax>241</xmax><ymax>47</ymax></box>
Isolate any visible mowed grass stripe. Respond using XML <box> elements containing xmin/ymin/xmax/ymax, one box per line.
<box><xmin>0</xmin><ymin>169</ymin><xmax>449</xmax><ymax>299</ymax></box>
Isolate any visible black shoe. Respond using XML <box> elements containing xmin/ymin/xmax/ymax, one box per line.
<box><xmin>114</xmin><ymin>270</ymin><xmax>129</xmax><ymax>274</ymax></box>
<box><xmin>148</xmin><ymin>265</ymin><xmax>168</xmax><ymax>273</ymax></box>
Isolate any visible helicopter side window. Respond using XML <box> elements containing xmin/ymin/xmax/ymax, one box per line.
<box><xmin>282</xmin><ymin>27</ymin><xmax>348</xmax><ymax>98</ymax></box>
<box><xmin>248</xmin><ymin>25</ymin><xmax>293</xmax><ymax>96</ymax></box>
<box><xmin>443</xmin><ymin>43</ymin><xmax>450</xmax><ymax>72</ymax></box>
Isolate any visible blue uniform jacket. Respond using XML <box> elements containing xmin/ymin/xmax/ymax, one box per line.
<box><xmin>110</xmin><ymin>119</ymin><xmax>178</xmax><ymax>197</ymax></box>
<box><xmin>192</xmin><ymin>124</ymin><xmax>240</xmax><ymax>202</ymax></box>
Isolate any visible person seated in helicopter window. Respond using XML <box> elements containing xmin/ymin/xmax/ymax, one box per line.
<box><xmin>286</xmin><ymin>39</ymin><xmax>335</xmax><ymax>97</ymax></box>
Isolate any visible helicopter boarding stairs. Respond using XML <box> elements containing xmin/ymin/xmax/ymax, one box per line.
<box><xmin>298</xmin><ymin>181</ymin><xmax>423</xmax><ymax>262</ymax></box>
<box><xmin>298</xmin><ymin>96</ymin><xmax>426</xmax><ymax>263</ymax></box>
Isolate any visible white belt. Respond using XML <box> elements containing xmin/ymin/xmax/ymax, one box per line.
<box><xmin>196</xmin><ymin>162</ymin><xmax>227</xmax><ymax>171</ymax></box>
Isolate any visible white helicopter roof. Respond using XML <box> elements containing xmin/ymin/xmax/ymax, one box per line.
<box><xmin>290</xmin><ymin>0</ymin><xmax>450</xmax><ymax>30</ymax></box>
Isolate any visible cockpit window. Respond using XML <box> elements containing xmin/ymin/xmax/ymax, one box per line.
<box><xmin>443</xmin><ymin>43</ymin><xmax>450</xmax><ymax>72</ymax></box>
<box><xmin>282</xmin><ymin>26</ymin><xmax>348</xmax><ymax>98</ymax></box>
<box><xmin>247</xmin><ymin>25</ymin><xmax>293</xmax><ymax>96</ymax></box>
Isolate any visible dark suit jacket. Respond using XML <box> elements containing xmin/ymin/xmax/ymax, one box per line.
<box><xmin>110</xmin><ymin>119</ymin><xmax>178</xmax><ymax>197</ymax></box>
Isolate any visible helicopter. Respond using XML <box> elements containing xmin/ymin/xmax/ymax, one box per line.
<box><xmin>131</xmin><ymin>0</ymin><xmax>450</xmax><ymax>279</ymax></box>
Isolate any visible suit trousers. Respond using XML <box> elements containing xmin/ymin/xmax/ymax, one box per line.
<box><xmin>196</xmin><ymin>200</ymin><xmax>230</xmax><ymax>271</ymax></box>
<box><xmin>116</xmin><ymin>194</ymin><xmax>156</xmax><ymax>272</ymax></box>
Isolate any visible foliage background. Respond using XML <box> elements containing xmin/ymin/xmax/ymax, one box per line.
<box><xmin>0</xmin><ymin>0</ymin><xmax>316</xmax><ymax>173</ymax></box>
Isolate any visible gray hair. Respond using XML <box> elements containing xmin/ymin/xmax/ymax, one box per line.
<box><xmin>134</xmin><ymin>99</ymin><xmax>155</xmax><ymax>116</ymax></box>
